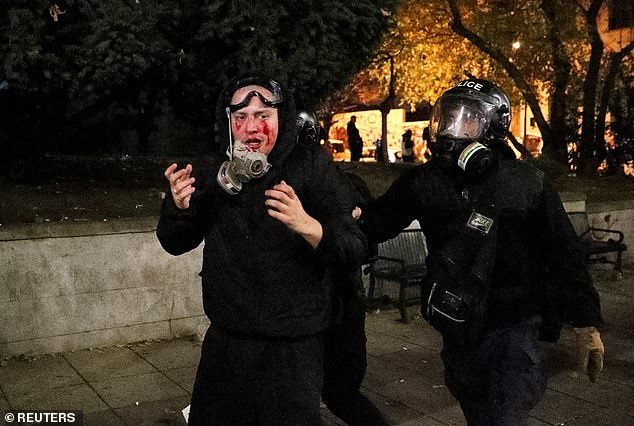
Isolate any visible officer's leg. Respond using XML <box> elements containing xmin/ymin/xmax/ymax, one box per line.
<box><xmin>486</xmin><ymin>325</ymin><xmax>548</xmax><ymax>425</ymax></box>
<box><xmin>322</xmin><ymin>296</ymin><xmax>389</xmax><ymax>426</ymax></box>
<box><xmin>441</xmin><ymin>344</ymin><xmax>489</xmax><ymax>425</ymax></box>
<box><xmin>442</xmin><ymin>323</ymin><xmax>548</xmax><ymax>426</ymax></box>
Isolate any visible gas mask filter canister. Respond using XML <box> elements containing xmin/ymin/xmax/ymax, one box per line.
<box><xmin>217</xmin><ymin>140</ymin><xmax>271</xmax><ymax>195</ymax></box>
<box><xmin>457</xmin><ymin>142</ymin><xmax>493</xmax><ymax>176</ymax></box>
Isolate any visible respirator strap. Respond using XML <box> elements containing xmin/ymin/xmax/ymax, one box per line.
<box><xmin>226</xmin><ymin>107</ymin><xmax>234</xmax><ymax>160</ymax></box>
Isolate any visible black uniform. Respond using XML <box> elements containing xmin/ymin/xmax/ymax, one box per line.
<box><xmin>157</xmin><ymin>76</ymin><xmax>366</xmax><ymax>425</ymax></box>
<box><xmin>359</xmin><ymin>149</ymin><xmax>603</xmax><ymax>425</ymax></box>
<box><xmin>322</xmin><ymin>172</ymin><xmax>390</xmax><ymax>426</ymax></box>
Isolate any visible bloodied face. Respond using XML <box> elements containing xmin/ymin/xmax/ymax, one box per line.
<box><xmin>229</xmin><ymin>85</ymin><xmax>279</xmax><ymax>155</ymax></box>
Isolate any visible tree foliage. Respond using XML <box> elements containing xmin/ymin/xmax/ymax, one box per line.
<box><xmin>0</xmin><ymin>0</ymin><xmax>395</xmax><ymax>158</ymax></box>
<box><xmin>342</xmin><ymin>0</ymin><xmax>634</xmax><ymax>173</ymax></box>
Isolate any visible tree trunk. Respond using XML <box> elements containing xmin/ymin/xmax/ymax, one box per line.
<box><xmin>541</xmin><ymin>0</ymin><xmax>571</xmax><ymax>165</ymax></box>
<box><xmin>594</xmin><ymin>39</ymin><xmax>634</xmax><ymax>171</ymax></box>
<box><xmin>447</xmin><ymin>0</ymin><xmax>555</xmax><ymax>162</ymax></box>
<box><xmin>578</xmin><ymin>0</ymin><xmax>604</xmax><ymax>174</ymax></box>
<box><xmin>379</xmin><ymin>56</ymin><xmax>397</xmax><ymax>163</ymax></box>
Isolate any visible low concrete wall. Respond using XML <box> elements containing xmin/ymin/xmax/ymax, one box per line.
<box><xmin>0</xmin><ymin>217</ymin><xmax>208</xmax><ymax>358</ymax></box>
<box><xmin>1</xmin><ymin>193</ymin><xmax>632</xmax><ymax>357</ymax></box>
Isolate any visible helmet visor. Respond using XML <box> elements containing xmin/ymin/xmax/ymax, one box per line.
<box><xmin>227</xmin><ymin>78</ymin><xmax>284</xmax><ymax>112</ymax></box>
<box><xmin>429</xmin><ymin>94</ymin><xmax>498</xmax><ymax>142</ymax></box>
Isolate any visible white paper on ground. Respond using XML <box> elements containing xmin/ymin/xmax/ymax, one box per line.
<box><xmin>182</xmin><ymin>404</ymin><xmax>190</xmax><ymax>422</ymax></box>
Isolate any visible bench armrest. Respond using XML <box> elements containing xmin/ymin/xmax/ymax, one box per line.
<box><xmin>584</xmin><ymin>227</ymin><xmax>625</xmax><ymax>243</ymax></box>
<box><xmin>369</xmin><ymin>256</ymin><xmax>406</xmax><ymax>278</ymax></box>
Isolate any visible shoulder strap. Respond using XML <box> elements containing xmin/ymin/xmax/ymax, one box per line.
<box><xmin>468</xmin><ymin>161</ymin><xmax>502</xmax><ymax>283</ymax></box>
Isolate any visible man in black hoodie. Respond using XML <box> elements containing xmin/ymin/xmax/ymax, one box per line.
<box><xmin>157</xmin><ymin>75</ymin><xmax>366</xmax><ymax>425</ymax></box>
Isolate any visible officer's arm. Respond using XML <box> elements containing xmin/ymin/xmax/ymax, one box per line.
<box><xmin>358</xmin><ymin>170</ymin><xmax>420</xmax><ymax>246</ymax></box>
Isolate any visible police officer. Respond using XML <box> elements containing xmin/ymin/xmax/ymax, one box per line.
<box><xmin>358</xmin><ymin>79</ymin><xmax>604</xmax><ymax>425</ymax></box>
<box><xmin>297</xmin><ymin>111</ymin><xmax>390</xmax><ymax>426</ymax></box>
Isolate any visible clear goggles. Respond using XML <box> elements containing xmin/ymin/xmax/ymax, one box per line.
<box><xmin>429</xmin><ymin>93</ymin><xmax>498</xmax><ymax>142</ymax></box>
<box><xmin>227</xmin><ymin>78</ymin><xmax>284</xmax><ymax>112</ymax></box>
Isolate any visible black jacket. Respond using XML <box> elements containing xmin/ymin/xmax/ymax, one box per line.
<box><xmin>360</xmin><ymin>152</ymin><xmax>603</xmax><ymax>338</ymax></box>
<box><xmin>157</xmin><ymin>78</ymin><xmax>366</xmax><ymax>338</ymax></box>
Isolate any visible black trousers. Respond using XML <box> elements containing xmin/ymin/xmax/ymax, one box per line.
<box><xmin>322</xmin><ymin>295</ymin><xmax>389</xmax><ymax>426</ymax></box>
<box><xmin>440</xmin><ymin>318</ymin><xmax>548</xmax><ymax>426</ymax></box>
<box><xmin>350</xmin><ymin>145</ymin><xmax>363</xmax><ymax>161</ymax></box>
<box><xmin>188</xmin><ymin>326</ymin><xmax>324</xmax><ymax>426</ymax></box>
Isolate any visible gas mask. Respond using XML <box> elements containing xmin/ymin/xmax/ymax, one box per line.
<box><xmin>428</xmin><ymin>94</ymin><xmax>495</xmax><ymax>175</ymax></box>
<box><xmin>429</xmin><ymin>79</ymin><xmax>510</xmax><ymax>176</ymax></box>
<box><xmin>217</xmin><ymin>108</ymin><xmax>272</xmax><ymax>195</ymax></box>
<box><xmin>430</xmin><ymin>137</ymin><xmax>494</xmax><ymax>176</ymax></box>
<box><xmin>431</xmin><ymin>138</ymin><xmax>495</xmax><ymax>176</ymax></box>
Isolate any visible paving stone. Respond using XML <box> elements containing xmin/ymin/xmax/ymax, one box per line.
<box><xmin>599</xmin><ymin>340</ymin><xmax>634</xmax><ymax>388</ymax></box>
<box><xmin>1</xmin><ymin>395</ymin><xmax>10</xmax><ymax>411</ymax></box>
<box><xmin>378</xmin><ymin>345</ymin><xmax>445</xmax><ymax>382</ymax></box>
<box><xmin>92</xmin><ymin>371</ymin><xmax>187</xmax><ymax>409</ymax></box>
<box><xmin>63</xmin><ymin>346</ymin><xmax>156</xmax><ymax>382</ymax></box>
<box><xmin>114</xmin><ymin>395</ymin><xmax>190</xmax><ymax>426</ymax></box>
<box><xmin>130</xmin><ymin>339</ymin><xmax>201</xmax><ymax>370</ymax></box>
<box><xmin>398</xmin><ymin>326</ymin><xmax>444</xmax><ymax>353</ymax></box>
<box><xmin>547</xmin><ymin>369</ymin><xmax>634</xmax><ymax>408</ymax></box>
<box><xmin>365</xmin><ymin>312</ymin><xmax>443</xmax><ymax>351</ymax></box>
<box><xmin>163</xmin><ymin>366</ymin><xmax>197</xmax><ymax>394</ymax></box>
<box><xmin>372</xmin><ymin>373</ymin><xmax>458</xmax><ymax>416</ymax></box>
<box><xmin>0</xmin><ymin>355</ymin><xmax>83</xmax><ymax>396</ymax></box>
<box><xmin>526</xmin><ymin>417</ymin><xmax>551</xmax><ymax>425</ymax></box>
<box><xmin>425</xmin><ymin>403</ymin><xmax>467</xmax><ymax>426</ymax></box>
<box><xmin>364</xmin><ymin>354</ymin><xmax>422</xmax><ymax>389</ymax></box>
<box><xmin>361</xmin><ymin>387</ymin><xmax>432</xmax><ymax>425</ymax></box>
<box><xmin>395</xmin><ymin>418</ymin><xmax>448</xmax><ymax>426</ymax></box>
<box><xmin>367</xmin><ymin>330</ymin><xmax>421</xmax><ymax>357</ymax></box>
<box><xmin>6</xmin><ymin>383</ymin><xmax>107</xmax><ymax>414</ymax></box>
<box><xmin>82</xmin><ymin>409</ymin><xmax>127</xmax><ymax>426</ymax></box>
<box><xmin>561</xmin><ymin>406</ymin><xmax>634</xmax><ymax>425</ymax></box>
<box><xmin>531</xmin><ymin>388</ymin><xmax>600</xmax><ymax>425</ymax></box>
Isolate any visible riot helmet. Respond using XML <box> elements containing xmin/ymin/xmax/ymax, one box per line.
<box><xmin>296</xmin><ymin>110</ymin><xmax>320</xmax><ymax>146</ymax></box>
<box><xmin>429</xmin><ymin>79</ymin><xmax>510</xmax><ymax>175</ymax></box>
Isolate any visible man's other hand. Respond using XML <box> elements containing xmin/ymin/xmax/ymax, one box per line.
<box><xmin>574</xmin><ymin>326</ymin><xmax>605</xmax><ymax>382</ymax></box>
<box><xmin>265</xmin><ymin>180</ymin><xmax>322</xmax><ymax>248</ymax></box>
<box><xmin>352</xmin><ymin>207</ymin><xmax>362</xmax><ymax>219</ymax></box>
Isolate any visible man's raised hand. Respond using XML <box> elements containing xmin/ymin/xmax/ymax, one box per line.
<box><xmin>164</xmin><ymin>163</ymin><xmax>195</xmax><ymax>209</ymax></box>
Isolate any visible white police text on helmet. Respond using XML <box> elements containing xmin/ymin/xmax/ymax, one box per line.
<box><xmin>456</xmin><ymin>80</ymin><xmax>484</xmax><ymax>91</ymax></box>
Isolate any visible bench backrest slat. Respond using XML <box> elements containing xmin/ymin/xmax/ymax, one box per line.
<box><xmin>377</xmin><ymin>229</ymin><xmax>427</xmax><ymax>264</ymax></box>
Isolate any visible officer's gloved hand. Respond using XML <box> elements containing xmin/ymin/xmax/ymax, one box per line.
<box><xmin>574</xmin><ymin>326</ymin><xmax>604</xmax><ymax>382</ymax></box>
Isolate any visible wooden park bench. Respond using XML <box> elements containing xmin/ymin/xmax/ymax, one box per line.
<box><xmin>567</xmin><ymin>211</ymin><xmax>627</xmax><ymax>277</ymax></box>
<box><xmin>365</xmin><ymin>228</ymin><xmax>427</xmax><ymax>322</ymax></box>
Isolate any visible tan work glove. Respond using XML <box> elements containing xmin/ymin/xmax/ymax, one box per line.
<box><xmin>574</xmin><ymin>326</ymin><xmax>604</xmax><ymax>382</ymax></box>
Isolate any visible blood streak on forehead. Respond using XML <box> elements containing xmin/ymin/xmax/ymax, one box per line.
<box><xmin>230</xmin><ymin>85</ymin><xmax>274</xmax><ymax>107</ymax></box>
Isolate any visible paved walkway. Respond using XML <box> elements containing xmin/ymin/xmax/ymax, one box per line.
<box><xmin>1</xmin><ymin>266</ymin><xmax>633</xmax><ymax>425</ymax></box>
